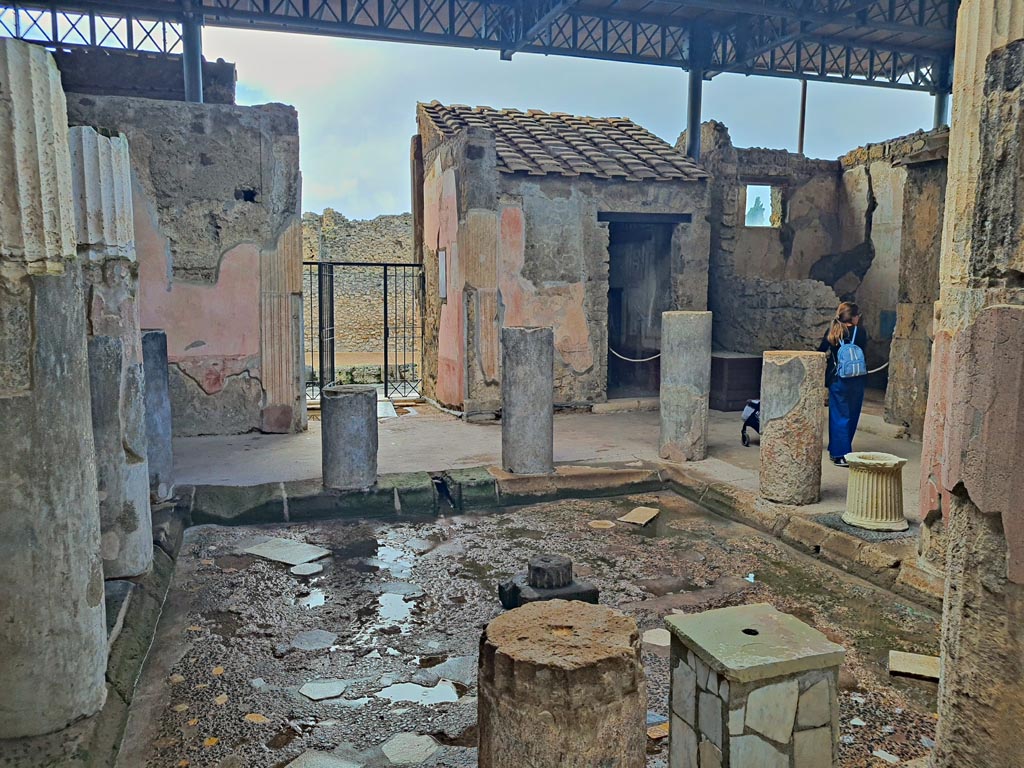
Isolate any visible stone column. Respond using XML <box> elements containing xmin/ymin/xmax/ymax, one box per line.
<box><xmin>501</xmin><ymin>326</ymin><xmax>554</xmax><ymax>474</ymax></box>
<box><xmin>0</xmin><ymin>39</ymin><xmax>107</xmax><ymax>738</ymax></box>
<box><xmin>759</xmin><ymin>352</ymin><xmax>826</xmax><ymax>506</ymax></box>
<box><xmin>659</xmin><ymin>311</ymin><xmax>712</xmax><ymax>462</ymax></box>
<box><xmin>921</xmin><ymin>11</ymin><xmax>1024</xmax><ymax>766</ymax></box>
<box><xmin>321</xmin><ymin>384</ymin><xmax>377</xmax><ymax>490</ymax></box>
<box><xmin>479</xmin><ymin>599</ymin><xmax>646</xmax><ymax>768</ymax></box>
<box><xmin>143</xmin><ymin>330</ymin><xmax>174</xmax><ymax>501</ymax></box>
<box><xmin>69</xmin><ymin>125</ymin><xmax>153</xmax><ymax>579</ymax></box>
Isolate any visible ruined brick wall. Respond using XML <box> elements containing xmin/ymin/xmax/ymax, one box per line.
<box><xmin>692</xmin><ymin>121</ymin><xmax>841</xmax><ymax>356</ymax></box>
<box><xmin>66</xmin><ymin>95</ymin><xmax>305</xmax><ymax>436</ymax></box>
<box><xmin>837</xmin><ymin>129</ymin><xmax>949</xmax><ymax>377</ymax></box>
<box><xmin>54</xmin><ymin>49</ymin><xmax>236</xmax><ymax>104</ymax></box>
<box><xmin>301</xmin><ymin>209</ymin><xmax>414</xmax><ymax>358</ymax></box>
<box><xmin>694</xmin><ymin>121</ymin><xmax>947</xmax><ymax>411</ymax></box>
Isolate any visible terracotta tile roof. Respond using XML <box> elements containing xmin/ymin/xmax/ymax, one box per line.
<box><xmin>419</xmin><ymin>101</ymin><xmax>707</xmax><ymax>182</ymax></box>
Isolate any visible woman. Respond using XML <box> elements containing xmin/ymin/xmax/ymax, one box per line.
<box><xmin>817</xmin><ymin>302</ymin><xmax>868</xmax><ymax>467</ymax></box>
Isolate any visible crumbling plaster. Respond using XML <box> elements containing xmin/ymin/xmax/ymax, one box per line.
<box><xmin>65</xmin><ymin>94</ymin><xmax>305</xmax><ymax>436</ymax></box>
<box><xmin>418</xmin><ymin>120</ymin><xmax>709</xmax><ymax>414</ymax></box>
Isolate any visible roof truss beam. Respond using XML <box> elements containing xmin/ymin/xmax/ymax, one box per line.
<box><xmin>501</xmin><ymin>0</ymin><xmax>580</xmax><ymax>57</ymax></box>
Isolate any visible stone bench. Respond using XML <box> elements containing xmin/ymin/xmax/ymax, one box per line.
<box><xmin>665</xmin><ymin>603</ymin><xmax>845</xmax><ymax>768</ymax></box>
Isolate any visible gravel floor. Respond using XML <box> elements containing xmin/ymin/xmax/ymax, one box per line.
<box><xmin>128</xmin><ymin>491</ymin><xmax>940</xmax><ymax>768</ymax></box>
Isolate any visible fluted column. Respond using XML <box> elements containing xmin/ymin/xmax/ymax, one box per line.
<box><xmin>69</xmin><ymin>125</ymin><xmax>153</xmax><ymax>579</ymax></box>
<box><xmin>842</xmin><ymin>452</ymin><xmax>908</xmax><ymax>531</ymax></box>
<box><xmin>0</xmin><ymin>39</ymin><xmax>107</xmax><ymax>738</ymax></box>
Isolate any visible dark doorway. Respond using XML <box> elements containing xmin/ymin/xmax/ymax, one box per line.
<box><xmin>606</xmin><ymin>220</ymin><xmax>674</xmax><ymax>399</ymax></box>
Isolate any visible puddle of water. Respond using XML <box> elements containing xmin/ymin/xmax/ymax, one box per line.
<box><xmin>368</xmin><ymin>545</ymin><xmax>414</xmax><ymax>578</ymax></box>
<box><xmin>375</xmin><ymin>680</ymin><xmax>459</xmax><ymax>704</ymax></box>
<box><xmin>378</xmin><ymin>593</ymin><xmax>411</xmax><ymax>623</ymax></box>
<box><xmin>298</xmin><ymin>588</ymin><xmax>326</xmax><ymax>609</ymax></box>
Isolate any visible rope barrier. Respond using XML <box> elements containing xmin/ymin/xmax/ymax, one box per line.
<box><xmin>609</xmin><ymin>347</ymin><xmax>661</xmax><ymax>363</ymax></box>
<box><xmin>866</xmin><ymin>362</ymin><xmax>889</xmax><ymax>375</ymax></box>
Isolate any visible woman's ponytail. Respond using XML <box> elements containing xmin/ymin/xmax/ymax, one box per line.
<box><xmin>828</xmin><ymin>302</ymin><xmax>861</xmax><ymax>346</ymax></box>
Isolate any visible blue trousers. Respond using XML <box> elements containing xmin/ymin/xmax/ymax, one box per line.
<box><xmin>828</xmin><ymin>375</ymin><xmax>866</xmax><ymax>459</ymax></box>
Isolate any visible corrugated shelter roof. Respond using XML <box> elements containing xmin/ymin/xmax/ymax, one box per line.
<box><xmin>419</xmin><ymin>101</ymin><xmax>707</xmax><ymax>182</ymax></box>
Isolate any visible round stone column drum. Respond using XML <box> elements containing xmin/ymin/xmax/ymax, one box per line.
<box><xmin>321</xmin><ymin>384</ymin><xmax>378</xmax><ymax>490</ymax></box>
<box><xmin>478</xmin><ymin>600</ymin><xmax>647</xmax><ymax>768</ymax></box>
<box><xmin>841</xmin><ymin>452</ymin><xmax>908</xmax><ymax>531</ymax></box>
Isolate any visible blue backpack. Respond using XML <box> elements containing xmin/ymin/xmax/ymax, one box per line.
<box><xmin>836</xmin><ymin>327</ymin><xmax>867</xmax><ymax>378</ymax></box>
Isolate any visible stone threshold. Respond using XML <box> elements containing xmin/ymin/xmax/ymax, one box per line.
<box><xmin>660</xmin><ymin>464</ymin><xmax>944</xmax><ymax>613</ymax></box>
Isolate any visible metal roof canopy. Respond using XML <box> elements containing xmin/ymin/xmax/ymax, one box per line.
<box><xmin>1</xmin><ymin>0</ymin><xmax>956</xmax><ymax>91</ymax></box>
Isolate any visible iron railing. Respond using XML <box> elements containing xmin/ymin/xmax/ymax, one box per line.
<box><xmin>302</xmin><ymin>260</ymin><xmax>424</xmax><ymax>402</ymax></box>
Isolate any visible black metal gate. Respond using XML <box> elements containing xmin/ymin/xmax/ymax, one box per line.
<box><xmin>302</xmin><ymin>260</ymin><xmax>424</xmax><ymax>402</ymax></box>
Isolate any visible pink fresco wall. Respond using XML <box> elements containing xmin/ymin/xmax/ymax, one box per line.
<box><xmin>497</xmin><ymin>204</ymin><xmax>594</xmax><ymax>373</ymax></box>
<box><xmin>134</xmin><ymin>186</ymin><xmax>262</xmax><ymax>396</ymax></box>
<box><xmin>426</xmin><ymin>160</ymin><xmax>464</xmax><ymax>407</ymax></box>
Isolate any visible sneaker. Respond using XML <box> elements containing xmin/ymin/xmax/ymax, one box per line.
<box><xmin>831</xmin><ymin>456</ymin><xmax>849</xmax><ymax>467</ymax></box>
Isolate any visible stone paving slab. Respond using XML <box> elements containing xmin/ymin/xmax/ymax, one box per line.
<box><xmin>245</xmin><ymin>537</ymin><xmax>331</xmax><ymax>566</ymax></box>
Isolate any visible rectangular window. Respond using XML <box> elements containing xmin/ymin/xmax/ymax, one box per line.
<box><xmin>743</xmin><ymin>183</ymin><xmax>782</xmax><ymax>228</ymax></box>
<box><xmin>438</xmin><ymin>248</ymin><xmax>447</xmax><ymax>302</ymax></box>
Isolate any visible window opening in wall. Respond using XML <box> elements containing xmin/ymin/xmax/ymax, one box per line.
<box><xmin>743</xmin><ymin>184</ymin><xmax>781</xmax><ymax>228</ymax></box>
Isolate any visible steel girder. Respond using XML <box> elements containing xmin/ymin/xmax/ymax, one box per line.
<box><xmin>0</xmin><ymin>0</ymin><xmax>957</xmax><ymax>91</ymax></box>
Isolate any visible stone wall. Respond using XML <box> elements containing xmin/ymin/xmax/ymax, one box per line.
<box><xmin>53</xmin><ymin>49</ymin><xmax>236</xmax><ymax>104</ymax></box>
<box><xmin>66</xmin><ymin>94</ymin><xmax>305</xmax><ymax>436</ymax></box>
<box><xmin>692</xmin><ymin>121</ymin><xmax>841</xmax><ymax>356</ymax></box>
<box><xmin>417</xmin><ymin>113</ymin><xmax>710</xmax><ymax>414</ymax></box>
<box><xmin>693</xmin><ymin>121</ymin><xmax>947</xmax><ymax>425</ymax></box>
<box><xmin>301</xmin><ymin>209</ymin><xmax>414</xmax><ymax>359</ymax></box>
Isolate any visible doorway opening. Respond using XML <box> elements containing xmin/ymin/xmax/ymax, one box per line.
<box><xmin>606</xmin><ymin>218</ymin><xmax>675</xmax><ymax>399</ymax></box>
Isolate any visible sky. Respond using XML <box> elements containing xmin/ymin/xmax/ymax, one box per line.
<box><xmin>204</xmin><ymin>27</ymin><xmax>936</xmax><ymax>220</ymax></box>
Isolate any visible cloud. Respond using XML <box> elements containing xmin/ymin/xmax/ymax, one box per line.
<box><xmin>205</xmin><ymin>27</ymin><xmax>936</xmax><ymax>220</ymax></box>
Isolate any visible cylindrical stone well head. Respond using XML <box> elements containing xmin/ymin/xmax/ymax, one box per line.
<box><xmin>478</xmin><ymin>599</ymin><xmax>646</xmax><ymax>768</ymax></box>
<box><xmin>321</xmin><ymin>384</ymin><xmax>378</xmax><ymax>490</ymax></box>
<box><xmin>501</xmin><ymin>326</ymin><xmax>554</xmax><ymax>475</ymax></box>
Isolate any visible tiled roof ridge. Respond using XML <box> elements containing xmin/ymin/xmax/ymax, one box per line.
<box><xmin>418</xmin><ymin>101</ymin><xmax>707</xmax><ymax>182</ymax></box>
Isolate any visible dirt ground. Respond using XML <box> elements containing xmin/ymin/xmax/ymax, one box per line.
<box><xmin>119</xmin><ymin>491</ymin><xmax>940</xmax><ymax>768</ymax></box>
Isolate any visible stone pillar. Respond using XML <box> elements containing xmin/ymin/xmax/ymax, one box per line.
<box><xmin>842</xmin><ymin>452</ymin><xmax>908</xmax><ymax>532</ymax></box>
<box><xmin>665</xmin><ymin>604</ymin><xmax>845</xmax><ymax>768</ymax></box>
<box><xmin>0</xmin><ymin>39</ymin><xmax>107</xmax><ymax>738</ymax></box>
<box><xmin>759</xmin><ymin>352</ymin><xmax>826</xmax><ymax>505</ymax></box>
<box><xmin>321</xmin><ymin>384</ymin><xmax>377</xmax><ymax>490</ymax></box>
<box><xmin>69</xmin><ymin>125</ymin><xmax>153</xmax><ymax>579</ymax></box>
<box><xmin>921</xmin><ymin>11</ymin><xmax>1024</xmax><ymax>765</ymax></box>
<box><xmin>479</xmin><ymin>599</ymin><xmax>646</xmax><ymax>768</ymax></box>
<box><xmin>501</xmin><ymin>326</ymin><xmax>554</xmax><ymax>475</ymax></box>
<box><xmin>659</xmin><ymin>311</ymin><xmax>712</xmax><ymax>462</ymax></box>
<box><xmin>142</xmin><ymin>330</ymin><xmax>174</xmax><ymax>501</ymax></box>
